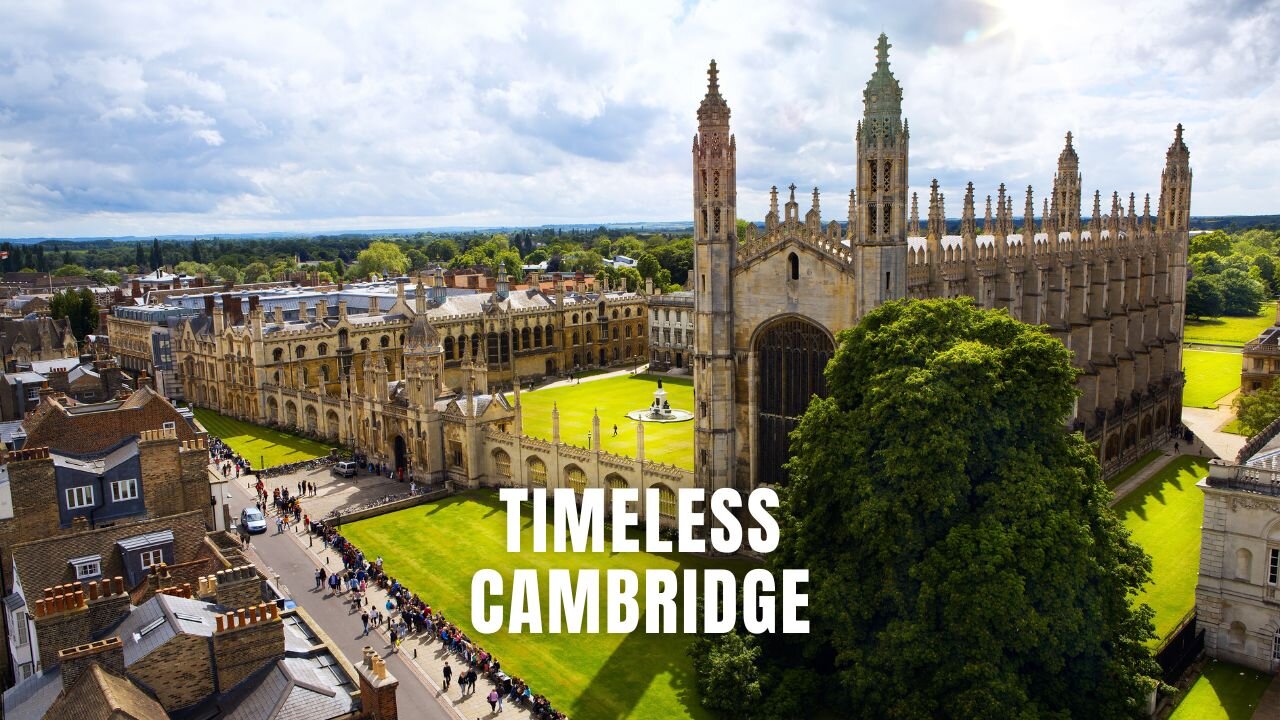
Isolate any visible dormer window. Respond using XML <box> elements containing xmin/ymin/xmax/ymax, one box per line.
<box><xmin>70</xmin><ymin>555</ymin><xmax>102</xmax><ymax>580</ymax></box>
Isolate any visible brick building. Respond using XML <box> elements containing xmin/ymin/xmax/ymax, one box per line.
<box><xmin>0</xmin><ymin>317</ymin><xmax>78</xmax><ymax>373</ymax></box>
<box><xmin>21</xmin><ymin>385</ymin><xmax>202</xmax><ymax>454</ymax></box>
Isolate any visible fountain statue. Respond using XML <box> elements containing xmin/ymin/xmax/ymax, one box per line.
<box><xmin>627</xmin><ymin>377</ymin><xmax>693</xmax><ymax>423</ymax></box>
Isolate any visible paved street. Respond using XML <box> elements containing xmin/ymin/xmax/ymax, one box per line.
<box><xmin>222</xmin><ymin>467</ymin><xmax>464</xmax><ymax>720</ymax></box>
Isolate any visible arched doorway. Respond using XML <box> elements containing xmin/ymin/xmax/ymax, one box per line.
<box><xmin>754</xmin><ymin>316</ymin><xmax>834</xmax><ymax>485</ymax></box>
<box><xmin>394</xmin><ymin>435</ymin><xmax>407</xmax><ymax>481</ymax></box>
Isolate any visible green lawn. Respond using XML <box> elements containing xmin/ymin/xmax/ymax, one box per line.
<box><xmin>343</xmin><ymin>491</ymin><xmax>752</xmax><ymax>720</ymax></box>
<box><xmin>1184</xmin><ymin>349</ymin><xmax>1243</xmax><ymax>408</ymax></box>
<box><xmin>193</xmin><ymin>407</ymin><xmax>333</xmax><ymax>469</ymax></box>
<box><xmin>1106</xmin><ymin>449</ymin><xmax>1164</xmax><ymax>490</ymax></box>
<box><xmin>1185</xmin><ymin>303</ymin><xmax>1275</xmax><ymax>347</ymax></box>
<box><xmin>513</xmin><ymin>374</ymin><xmax>694</xmax><ymax>469</ymax></box>
<box><xmin>1222</xmin><ymin>419</ymin><xmax>1249</xmax><ymax>437</ymax></box>
<box><xmin>1113</xmin><ymin>456</ymin><xmax>1211</xmax><ymax>644</ymax></box>
<box><xmin>1170</xmin><ymin>659</ymin><xmax>1272</xmax><ymax>720</ymax></box>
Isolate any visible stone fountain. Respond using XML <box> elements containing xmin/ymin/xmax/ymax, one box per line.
<box><xmin>626</xmin><ymin>378</ymin><xmax>693</xmax><ymax>423</ymax></box>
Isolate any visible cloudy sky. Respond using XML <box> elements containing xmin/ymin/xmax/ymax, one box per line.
<box><xmin>0</xmin><ymin>0</ymin><xmax>1275</xmax><ymax>238</ymax></box>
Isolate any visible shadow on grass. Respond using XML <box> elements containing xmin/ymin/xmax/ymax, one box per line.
<box><xmin>1114</xmin><ymin>456</ymin><xmax>1207</xmax><ymax>522</ymax></box>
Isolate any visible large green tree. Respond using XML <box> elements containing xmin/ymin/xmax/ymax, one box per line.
<box><xmin>1234</xmin><ymin>384</ymin><xmax>1280</xmax><ymax>437</ymax></box>
<box><xmin>49</xmin><ymin>288</ymin><xmax>99</xmax><ymax>339</ymax></box>
<box><xmin>352</xmin><ymin>241</ymin><xmax>410</xmax><ymax>278</ymax></box>
<box><xmin>1185</xmin><ymin>275</ymin><xmax>1225</xmax><ymax>319</ymax></box>
<box><xmin>775</xmin><ymin>298</ymin><xmax>1156</xmax><ymax>719</ymax></box>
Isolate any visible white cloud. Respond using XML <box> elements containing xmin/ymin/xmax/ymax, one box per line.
<box><xmin>0</xmin><ymin>0</ymin><xmax>1274</xmax><ymax>237</ymax></box>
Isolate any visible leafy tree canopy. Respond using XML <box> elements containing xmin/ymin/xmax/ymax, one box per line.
<box><xmin>353</xmin><ymin>241</ymin><xmax>410</xmax><ymax>278</ymax></box>
<box><xmin>774</xmin><ymin>298</ymin><xmax>1156</xmax><ymax>719</ymax></box>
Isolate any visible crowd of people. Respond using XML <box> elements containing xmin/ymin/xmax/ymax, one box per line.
<box><xmin>210</xmin><ymin>437</ymin><xmax>252</xmax><ymax>478</ymax></box>
<box><xmin>313</xmin><ymin>522</ymin><xmax>569</xmax><ymax>719</ymax></box>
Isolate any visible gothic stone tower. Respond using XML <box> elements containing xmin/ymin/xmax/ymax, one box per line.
<box><xmin>852</xmin><ymin>33</ymin><xmax>909</xmax><ymax>316</ymax></box>
<box><xmin>692</xmin><ymin>61</ymin><xmax>738</xmax><ymax>491</ymax></box>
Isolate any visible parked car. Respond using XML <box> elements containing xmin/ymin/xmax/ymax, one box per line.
<box><xmin>239</xmin><ymin>506</ymin><xmax>268</xmax><ymax>534</ymax></box>
<box><xmin>332</xmin><ymin>461</ymin><xmax>358</xmax><ymax>478</ymax></box>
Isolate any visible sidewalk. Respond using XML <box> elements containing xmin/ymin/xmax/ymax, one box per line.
<box><xmin>278</xmin><ymin>517</ymin><xmax>536</xmax><ymax>720</ymax></box>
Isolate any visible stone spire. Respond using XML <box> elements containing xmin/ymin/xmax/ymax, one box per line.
<box><xmin>1054</xmin><ymin>131</ymin><xmax>1082</xmax><ymax>232</ymax></box>
<box><xmin>697</xmin><ymin>60</ymin><xmax>730</xmax><ymax>129</ymax></box>
<box><xmin>862</xmin><ymin>33</ymin><xmax>903</xmax><ymax>125</ymax></box>
<box><xmin>1089</xmin><ymin>190</ymin><xmax>1102</xmax><ymax>234</ymax></box>
<box><xmin>1127</xmin><ymin>192</ymin><xmax>1137</xmax><ymax>229</ymax></box>
<box><xmin>961</xmin><ymin>182</ymin><xmax>976</xmax><ymax>238</ymax></box>
<box><xmin>995</xmin><ymin>183</ymin><xmax>1009</xmax><ymax>235</ymax></box>
<box><xmin>806</xmin><ymin>187</ymin><xmax>821</xmax><ymax>231</ymax></box>
<box><xmin>982</xmin><ymin>194</ymin><xmax>993</xmax><ymax>235</ymax></box>
<box><xmin>1024</xmin><ymin>186</ymin><xmax>1036</xmax><ymax>235</ymax></box>
<box><xmin>847</xmin><ymin>189</ymin><xmax>856</xmax><ymax>228</ymax></box>
<box><xmin>1041</xmin><ymin>198</ymin><xmax>1050</xmax><ymax>235</ymax></box>
<box><xmin>1142</xmin><ymin>193</ymin><xmax>1152</xmax><ymax>230</ymax></box>
<box><xmin>909</xmin><ymin>192</ymin><xmax>920</xmax><ymax>235</ymax></box>
<box><xmin>1158</xmin><ymin>123</ymin><xmax>1192</xmax><ymax>233</ymax></box>
<box><xmin>766</xmin><ymin>185</ymin><xmax>779</xmax><ymax>230</ymax></box>
<box><xmin>551</xmin><ymin>402</ymin><xmax>560</xmax><ymax>444</ymax></box>
<box><xmin>926</xmin><ymin>179</ymin><xmax>943</xmax><ymax>237</ymax></box>
<box><xmin>591</xmin><ymin>409</ymin><xmax>601</xmax><ymax>451</ymax></box>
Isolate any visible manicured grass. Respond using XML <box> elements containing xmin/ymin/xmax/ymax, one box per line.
<box><xmin>1184</xmin><ymin>349</ymin><xmax>1243</xmax><ymax>408</ymax></box>
<box><xmin>1105</xmin><ymin>449</ymin><xmax>1164</xmax><ymax>490</ymax></box>
<box><xmin>513</xmin><ymin>374</ymin><xmax>694</xmax><ymax>469</ymax></box>
<box><xmin>1170</xmin><ymin>659</ymin><xmax>1272</xmax><ymax>720</ymax></box>
<box><xmin>1185</xmin><ymin>303</ymin><xmax>1275</xmax><ymax>347</ymax></box>
<box><xmin>1222</xmin><ymin>418</ymin><xmax>1249</xmax><ymax>437</ymax></box>
<box><xmin>342</xmin><ymin>491</ymin><xmax>752</xmax><ymax>720</ymax></box>
<box><xmin>193</xmin><ymin>407</ymin><xmax>333</xmax><ymax>469</ymax></box>
<box><xmin>1113</xmin><ymin>456</ymin><xmax>1211</xmax><ymax>645</ymax></box>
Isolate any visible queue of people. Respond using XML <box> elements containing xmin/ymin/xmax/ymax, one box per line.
<box><xmin>313</xmin><ymin>523</ymin><xmax>567</xmax><ymax>719</ymax></box>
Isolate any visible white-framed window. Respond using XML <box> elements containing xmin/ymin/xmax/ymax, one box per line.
<box><xmin>140</xmin><ymin>548</ymin><xmax>164</xmax><ymax>568</ymax></box>
<box><xmin>25</xmin><ymin>389</ymin><xmax>38</xmax><ymax>403</ymax></box>
<box><xmin>162</xmin><ymin>421</ymin><xmax>176</xmax><ymax>431</ymax></box>
<box><xmin>17</xmin><ymin>662</ymin><xmax>31</xmax><ymax>680</ymax></box>
<box><xmin>1273</xmin><ymin>630</ymin><xmax>1280</xmax><ymax>661</ymax></box>
<box><xmin>1269</xmin><ymin>548</ymin><xmax>1279</xmax><ymax>585</ymax></box>
<box><xmin>73</xmin><ymin>558</ymin><xmax>102</xmax><ymax>580</ymax></box>
<box><xmin>66</xmin><ymin>486</ymin><xmax>94</xmax><ymax>509</ymax></box>
<box><xmin>10</xmin><ymin>610</ymin><xmax>28</xmax><ymax>646</ymax></box>
<box><xmin>110</xmin><ymin>478</ymin><xmax>138</xmax><ymax>502</ymax></box>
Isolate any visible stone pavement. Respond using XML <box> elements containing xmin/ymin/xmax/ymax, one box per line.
<box><xmin>1253</xmin><ymin>673</ymin><xmax>1280</xmax><ymax>720</ymax></box>
<box><xmin>230</xmin><ymin>465</ymin><xmax>537</xmax><ymax>719</ymax></box>
<box><xmin>1183</xmin><ymin>404</ymin><xmax>1248</xmax><ymax>462</ymax></box>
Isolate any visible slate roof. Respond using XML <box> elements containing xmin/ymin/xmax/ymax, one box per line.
<box><xmin>219</xmin><ymin>655</ymin><xmax>357</xmax><ymax>720</ymax></box>
<box><xmin>118</xmin><ymin>593</ymin><xmax>218</xmax><ymax>666</ymax></box>
<box><xmin>0</xmin><ymin>666</ymin><xmax>62</xmax><ymax>720</ymax></box>
<box><xmin>29</xmin><ymin>357</ymin><xmax>80</xmax><ymax>374</ymax></box>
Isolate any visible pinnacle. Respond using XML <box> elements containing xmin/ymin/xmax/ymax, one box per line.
<box><xmin>707</xmin><ymin>59</ymin><xmax>719</xmax><ymax>94</ymax></box>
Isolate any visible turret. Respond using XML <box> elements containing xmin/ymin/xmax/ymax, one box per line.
<box><xmin>692</xmin><ymin>59</ymin><xmax>738</xmax><ymax>492</ymax></box>
<box><xmin>852</xmin><ymin>33</ymin><xmax>908</xmax><ymax>316</ymax></box>
<box><xmin>1158</xmin><ymin>123</ymin><xmax>1192</xmax><ymax>235</ymax></box>
<box><xmin>1053</xmin><ymin>131</ymin><xmax>1082</xmax><ymax>233</ymax></box>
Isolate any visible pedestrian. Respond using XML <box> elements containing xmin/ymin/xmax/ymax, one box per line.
<box><xmin>1174</xmin><ymin>441</ymin><xmax>1180</xmax><ymax>453</ymax></box>
<box><xmin>315</xmin><ymin>568</ymin><xmax>323</xmax><ymax>590</ymax></box>
<box><xmin>275</xmin><ymin>517</ymin><xmax>283</xmax><ymax>534</ymax></box>
<box><xmin>361</xmin><ymin>610</ymin><xmax>370</xmax><ymax>635</ymax></box>
<box><xmin>488</xmin><ymin>689</ymin><xmax>499</xmax><ymax>712</ymax></box>
<box><xmin>389</xmin><ymin>626</ymin><xmax>398</xmax><ymax>652</ymax></box>
<box><xmin>612</xmin><ymin>423</ymin><xmax>618</xmax><ymax>436</ymax></box>
<box><xmin>442</xmin><ymin>662</ymin><xmax>452</xmax><ymax>690</ymax></box>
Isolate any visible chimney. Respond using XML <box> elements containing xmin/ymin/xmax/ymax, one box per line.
<box><xmin>357</xmin><ymin>646</ymin><xmax>400</xmax><ymax>720</ymax></box>
<box><xmin>298</xmin><ymin>300</ymin><xmax>309</xmax><ymax>322</ymax></box>
<box><xmin>248</xmin><ymin>295</ymin><xmax>260</xmax><ymax>315</ymax></box>
<box><xmin>212</xmin><ymin>603</ymin><xmax>284</xmax><ymax>691</ymax></box>
<box><xmin>214</xmin><ymin>565</ymin><xmax>262</xmax><ymax>610</ymax></box>
<box><xmin>203</xmin><ymin>295</ymin><xmax>216</xmax><ymax>317</ymax></box>
<box><xmin>85</xmin><ymin>576</ymin><xmax>130</xmax><ymax>636</ymax></box>
<box><xmin>131</xmin><ymin>279</ymin><xmax>142</xmax><ymax>298</ymax></box>
<box><xmin>33</xmin><ymin>583</ymin><xmax>90</xmax><ymax>671</ymax></box>
<box><xmin>59</xmin><ymin>637</ymin><xmax>125</xmax><ymax>692</ymax></box>
<box><xmin>368</xmin><ymin>295</ymin><xmax>379</xmax><ymax>314</ymax></box>
<box><xmin>338</xmin><ymin>300</ymin><xmax>348</xmax><ymax>320</ymax></box>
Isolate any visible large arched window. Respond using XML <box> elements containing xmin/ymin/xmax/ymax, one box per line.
<box><xmin>493</xmin><ymin>449</ymin><xmax>512</xmax><ymax>478</ymax></box>
<box><xmin>655</xmin><ymin>484</ymin><xmax>676</xmax><ymax>519</ymax></box>
<box><xmin>566</xmin><ymin>465</ymin><xmax>588</xmax><ymax>495</ymax></box>
<box><xmin>788</xmin><ymin>252</ymin><xmax>799</xmax><ymax>280</ymax></box>
<box><xmin>754</xmin><ymin>317</ymin><xmax>834</xmax><ymax>485</ymax></box>
<box><xmin>527</xmin><ymin>457</ymin><xmax>547</xmax><ymax>487</ymax></box>
<box><xmin>273</xmin><ymin>348</ymin><xmax>284</xmax><ymax>362</ymax></box>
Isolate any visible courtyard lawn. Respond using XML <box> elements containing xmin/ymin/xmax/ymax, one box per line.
<box><xmin>1183</xmin><ymin>349</ymin><xmax>1243</xmax><ymax>408</ymax></box>
<box><xmin>193</xmin><ymin>407</ymin><xmax>333</xmax><ymax>469</ymax></box>
<box><xmin>1113</xmin><ymin>455</ymin><xmax>1211</xmax><ymax>645</ymax></box>
<box><xmin>342</xmin><ymin>491</ymin><xmax>752</xmax><ymax>720</ymax></box>
<box><xmin>1185</xmin><ymin>303</ymin><xmax>1275</xmax><ymax>347</ymax></box>
<box><xmin>1169</xmin><ymin>659</ymin><xmax>1272</xmax><ymax>720</ymax></box>
<box><xmin>513</xmin><ymin>374</ymin><xmax>694</xmax><ymax>469</ymax></box>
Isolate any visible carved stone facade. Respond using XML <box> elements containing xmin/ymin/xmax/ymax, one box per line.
<box><xmin>693</xmin><ymin>35</ymin><xmax>1191</xmax><ymax>490</ymax></box>
<box><xmin>1197</xmin><ymin>426</ymin><xmax>1280</xmax><ymax>672</ymax></box>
